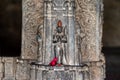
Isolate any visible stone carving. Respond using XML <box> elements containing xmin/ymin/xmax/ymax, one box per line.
<box><xmin>42</xmin><ymin>0</ymin><xmax>77</xmax><ymax>65</ymax></box>
<box><xmin>36</xmin><ymin>25</ymin><xmax>43</xmax><ymax>64</ymax></box>
<box><xmin>0</xmin><ymin>0</ymin><xmax>105</xmax><ymax>80</ymax></box>
<box><xmin>21</xmin><ymin>0</ymin><xmax>44</xmax><ymax>59</ymax></box>
<box><xmin>75</xmin><ymin>0</ymin><xmax>103</xmax><ymax>62</ymax></box>
<box><xmin>52</xmin><ymin>20</ymin><xmax>67</xmax><ymax>65</ymax></box>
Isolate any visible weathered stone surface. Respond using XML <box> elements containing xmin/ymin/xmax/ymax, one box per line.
<box><xmin>34</xmin><ymin>66</ymin><xmax>89</xmax><ymax>80</ymax></box>
<box><xmin>89</xmin><ymin>66</ymin><xmax>104</xmax><ymax>80</ymax></box>
<box><xmin>16</xmin><ymin>60</ymin><xmax>30</xmax><ymax>80</ymax></box>
<box><xmin>21</xmin><ymin>0</ymin><xmax>103</xmax><ymax>62</ymax></box>
<box><xmin>42</xmin><ymin>0</ymin><xmax>77</xmax><ymax>65</ymax></box>
<box><xmin>2</xmin><ymin>58</ymin><xmax>16</xmax><ymax>80</ymax></box>
<box><xmin>21</xmin><ymin>0</ymin><xmax>104</xmax><ymax>62</ymax></box>
<box><xmin>36</xmin><ymin>68</ymin><xmax>42</xmax><ymax>80</ymax></box>
<box><xmin>21</xmin><ymin>0</ymin><xmax>44</xmax><ymax>59</ymax></box>
<box><xmin>75</xmin><ymin>0</ymin><xmax>103</xmax><ymax>62</ymax></box>
<box><xmin>0</xmin><ymin>0</ymin><xmax>105</xmax><ymax>80</ymax></box>
<box><xmin>30</xmin><ymin>65</ymin><xmax>36</xmax><ymax>80</ymax></box>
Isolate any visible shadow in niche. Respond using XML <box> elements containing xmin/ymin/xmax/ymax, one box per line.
<box><xmin>0</xmin><ymin>43</ymin><xmax>21</xmax><ymax>58</ymax></box>
<box><xmin>102</xmin><ymin>47</ymin><xmax>120</xmax><ymax>80</ymax></box>
<box><xmin>0</xmin><ymin>0</ymin><xmax>22</xmax><ymax>57</ymax></box>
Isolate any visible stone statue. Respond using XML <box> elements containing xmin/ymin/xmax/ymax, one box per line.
<box><xmin>36</xmin><ymin>25</ymin><xmax>43</xmax><ymax>64</ymax></box>
<box><xmin>50</xmin><ymin>20</ymin><xmax>67</xmax><ymax>66</ymax></box>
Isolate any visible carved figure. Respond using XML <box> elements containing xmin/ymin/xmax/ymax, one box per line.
<box><xmin>36</xmin><ymin>25</ymin><xmax>43</xmax><ymax>63</ymax></box>
<box><xmin>50</xmin><ymin>20</ymin><xmax>67</xmax><ymax>66</ymax></box>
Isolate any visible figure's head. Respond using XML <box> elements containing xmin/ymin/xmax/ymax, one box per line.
<box><xmin>57</xmin><ymin>20</ymin><xmax>62</xmax><ymax>27</ymax></box>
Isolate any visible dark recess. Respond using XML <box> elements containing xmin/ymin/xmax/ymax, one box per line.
<box><xmin>0</xmin><ymin>0</ymin><xmax>22</xmax><ymax>57</ymax></box>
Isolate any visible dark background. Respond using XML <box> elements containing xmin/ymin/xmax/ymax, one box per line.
<box><xmin>0</xmin><ymin>0</ymin><xmax>21</xmax><ymax>56</ymax></box>
<box><xmin>0</xmin><ymin>0</ymin><xmax>120</xmax><ymax>80</ymax></box>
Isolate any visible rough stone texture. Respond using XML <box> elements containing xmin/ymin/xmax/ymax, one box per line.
<box><xmin>21</xmin><ymin>0</ymin><xmax>104</xmax><ymax>61</ymax></box>
<box><xmin>0</xmin><ymin>58</ymin><xmax>31</xmax><ymax>80</ymax></box>
<box><xmin>0</xmin><ymin>0</ymin><xmax>105</xmax><ymax>80</ymax></box>
<box><xmin>16</xmin><ymin>59</ymin><xmax>30</xmax><ymax>80</ymax></box>
<box><xmin>75</xmin><ymin>0</ymin><xmax>105</xmax><ymax>79</ymax></box>
<box><xmin>30</xmin><ymin>65</ymin><xmax>89</xmax><ymax>80</ymax></box>
<box><xmin>1</xmin><ymin>58</ymin><xmax>16</xmax><ymax>80</ymax></box>
<box><xmin>42</xmin><ymin>0</ymin><xmax>77</xmax><ymax>65</ymax></box>
<box><xmin>75</xmin><ymin>0</ymin><xmax>103</xmax><ymax>62</ymax></box>
<box><xmin>30</xmin><ymin>65</ymin><xmax>36</xmax><ymax>80</ymax></box>
<box><xmin>21</xmin><ymin>0</ymin><xmax>44</xmax><ymax>59</ymax></box>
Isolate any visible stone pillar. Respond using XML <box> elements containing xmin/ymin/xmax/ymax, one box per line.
<box><xmin>44</xmin><ymin>0</ymin><xmax>53</xmax><ymax>64</ymax></box>
<box><xmin>75</xmin><ymin>0</ymin><xmax>105</xmax><ymax>80</ymax></box>
<box><xmin>21</xmin><ymin>0</ymin><xmax>44</xmax><ymax>59</ymax></box>
<box><xmin>16</xmin><ymin>60</ymin><xmax>30</xmax><ymax>80</ymax></box>
<box><xmin>2</xmin><ymin>58</ymin><xmax>15</xmax><ymax>80</ymax></box>
<box><xmin>30</xmin><ymin>65</ymin><xmax>36</xmax><ymax>80</ymax></box>
<box><xmin>68</xmin><ymin>0</ymin><xmax>75</xmax><ymax>65</ymax></box>
<box><xmin>36</xmin><ymin>67</ymin><xmax>43</xmax><ymax>80</ymax></box>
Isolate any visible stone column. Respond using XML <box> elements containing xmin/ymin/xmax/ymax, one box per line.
<box><xmin>21</xmin><ymin>0</ymin><xmax>44</xmax><ymax>59</ymax></box>
<box><xmin>67</xmin><ymin>0</ymin><xmax>76</xmax><ymax>65</ymax></box>
<box><xmin>2</xmin><ymin>58</ymin><xmax>15</xmax><ymax>80</ymax></box>
<box><xmin>30</xmin><ymin>65</ymin><xmax>36</xmax><ymax>80</ymax></box>
<box><xmin>75</xmin><ymin>0</ymin><xmax>105</xmax><ymax>80</ymax></box>
<box><xmin>44</xmin><ymin>0</ymin><xmax>53</xmax><ymax>64</ymax></box>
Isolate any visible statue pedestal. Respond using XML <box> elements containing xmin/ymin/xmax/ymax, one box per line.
<box><xmin>30</xmin><ymin>63</ymin><xmax>89</xmax><ymax>80</ymax></box>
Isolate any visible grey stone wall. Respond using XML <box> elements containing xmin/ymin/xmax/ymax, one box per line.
<box><xmin>0</xmin><ymin>0</ymin><xmax>105</xmax><ymax>80</ymax></box>
<box><xmin>0</xmin><ymin>58</ymin><xmax>29</xmax><ymax>80</ymax></box>
<box><xmin>21</xmin><ymin>0</ymin><xmax>44</xmax><ymax>59</ymax></box>
<box><xmin>0</xmin><ymin>57</ymin><xmax>105</xmax><ymax>80</ymax></box>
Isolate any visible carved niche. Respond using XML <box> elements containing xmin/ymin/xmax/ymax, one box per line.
<box><xmin>22</xmin><ymin>0</ymin><xmax>104</xmax><ymax>66</ymax></box>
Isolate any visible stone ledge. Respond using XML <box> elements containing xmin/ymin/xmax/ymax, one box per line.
<box><xmin>30</xmin><ymin>62</ymin><xmax>89</xmax><ymax>71</ymax></box>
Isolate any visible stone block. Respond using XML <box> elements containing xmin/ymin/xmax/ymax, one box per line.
<box><xmin>2</xmin><ymin>58</ymin><xmax>16</xmax><ymax>80</ymax></box>
<box><xmin>16</xmin><ymin>61</ymin><xmax>30</xmax><ymax>80</ymax></box>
